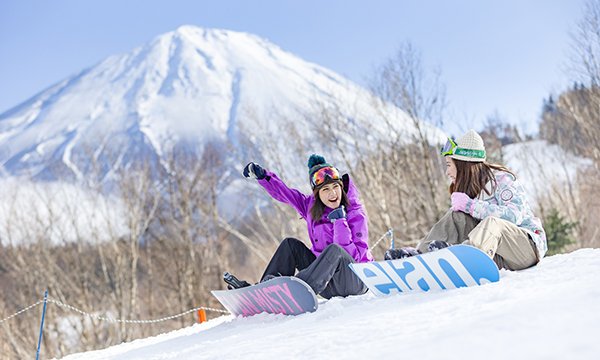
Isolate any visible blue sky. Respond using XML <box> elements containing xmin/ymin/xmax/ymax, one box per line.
<box><xmin>0</xmin><ymin>0</ymin><xmax>586</xmax><ymax>135</ymax></box>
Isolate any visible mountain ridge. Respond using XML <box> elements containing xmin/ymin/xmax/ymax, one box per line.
<box><xmin>1</xmin><ymin>25</ymin><xmax>430</xmax><ymax>182</ymax></box>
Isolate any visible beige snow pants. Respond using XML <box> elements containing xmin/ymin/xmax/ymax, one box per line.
<box><xmin>417</xmin><ymin>210</ymin><xmax>539</xmax><ymax>270</ymax></box>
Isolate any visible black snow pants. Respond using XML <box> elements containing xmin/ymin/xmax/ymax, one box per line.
<box><xmin>261</xmin><ymin>237</ymin><xmax>367</xmax><ymax>299</ymax></box>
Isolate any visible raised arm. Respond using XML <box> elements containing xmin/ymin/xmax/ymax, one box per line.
<box><xmin>257</xmin><ymin>170</ymin><xmax>311</xmax><ymax>219</ymax></box>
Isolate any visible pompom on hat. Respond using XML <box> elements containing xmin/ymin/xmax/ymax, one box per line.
<box><xmin>441</xmin><ymin>129</ymin><xmax>486</xmax><ymax>162</ymax></box>
<box><xmin>307</xmin><ymin>154</ymin><xmax>341</xmax><ymax>189</ymax></box>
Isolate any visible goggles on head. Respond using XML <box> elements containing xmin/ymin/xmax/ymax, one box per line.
<box><xmin>440</xmin><ymin>137</ymin><xmax>486</xmax><ymax>159</ymax></box>
<box><xmin>311</xmin><ymin>166</ymin><xmax>340</xmax><ymax>188</ymax></box>
<box><xmin>440</xmin><ymin>137</ymin><xmax>458</xmax><ymax>156</ymax></box>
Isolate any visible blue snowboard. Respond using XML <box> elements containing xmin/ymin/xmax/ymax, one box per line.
<box><xmin>212</xmin><ymin>276</ymin><xmax>318</xmax><ymax>317</ymax></box>
<box><xmin>350</xmin><ymin>245</ymin><xmax>500</xmax><ymax>297</ymax></box>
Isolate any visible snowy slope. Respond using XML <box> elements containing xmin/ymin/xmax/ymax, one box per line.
<box><xmin>61</xmin><ymin>248</ymin><xmax>600</xmax><ymax>360</ymax></box>
<box><xmin>503</xmin><ymin>140</ymin><xmax>592</xmax><ymax>203</ymax></box>
<box><xmin>0</xmin><ymin>178</ymin><xmax>128</xmax><ymax>245</ymax></box>
<box><xmin>0</xmin><ymin>25</ymin><xmax>443</xmax><ymax>181</ymax></box>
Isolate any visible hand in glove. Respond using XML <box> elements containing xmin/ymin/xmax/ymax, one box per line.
<box><xmin>242</xmin><ymin>162</ymin><xmax>266</xmax><ymax>180</ymax></box>
<box><xmin>327</xmin><ymin>205</ymin><xmax>346</xmax><ymax>222</ymax></box>
<box><xmin>451</xmin><ymin>192</ymin><xmax>471</xmax><ymax>212</ymax></box>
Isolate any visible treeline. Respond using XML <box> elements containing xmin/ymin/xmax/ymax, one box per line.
<box><xmin>0</xmin><ymin>148</ymin><xmax>236</xmax><ymax>358</ymax></box>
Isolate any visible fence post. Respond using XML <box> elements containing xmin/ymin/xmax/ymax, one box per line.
<box><xmin>197</xmin><ymin>309</ymin><xmax>207</xmax><ymax>323</ymax></box>
<box><xmin>36</xmin><ymin>290</ymin><xmax>48</xmax><ymax>360</ymax></box>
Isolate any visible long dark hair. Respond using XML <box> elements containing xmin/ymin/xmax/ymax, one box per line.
<box><xmin>310</xmin><ymin>179</ymin><xmax>349</xmax><ymax>220</ymax></box>
<box><xmin>450</xmin><ymin>160</ymin><xmax>516</xmax><ymax>198</ymax></box>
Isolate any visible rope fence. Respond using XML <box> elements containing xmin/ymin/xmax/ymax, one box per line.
<box><xmin>371</xmin><ymin>228</ymin><xmax>394</xmax><ymax>250</ymax></box>
<box><xmin>0</xmin><ymin>296</ymin><xmax>228</xmax><ymax>326</ymax></box>
<box><xmin>48</xmin><ymin>299</ymin><xmax>228</xmax><ymax>324</ymax></box>
<box><xmin>0</xmin><ymin>300</ymin><xmax>44</xmax><ymax>324</ymax></box>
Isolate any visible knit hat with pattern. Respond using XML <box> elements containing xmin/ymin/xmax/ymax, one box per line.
<box><xmin>449</xmin><ymin>129</ymin><xmax>486</xmax><ymax>162</ymax></box>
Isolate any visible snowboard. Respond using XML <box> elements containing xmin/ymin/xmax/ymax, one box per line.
<box><xmin>350</xmin><ymin>244</ymin><xmax>500</xmax><ymax>297</ymax></box>
<box><xmin>212</xmin><ymin>276</ymin><xmax>318</xmax><ymax>317</ymax></box>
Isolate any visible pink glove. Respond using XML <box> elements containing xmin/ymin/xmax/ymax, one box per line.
<box><xmin>451</xmin><ymin>192</ymin><xmax>471</xmax><ymax>212</ymax></box>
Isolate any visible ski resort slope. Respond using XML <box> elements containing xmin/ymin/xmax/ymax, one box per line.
<box><xmin>62</xmin><ymin>248</ymin><xmax>600</xmax><ymax>360</ymax></box>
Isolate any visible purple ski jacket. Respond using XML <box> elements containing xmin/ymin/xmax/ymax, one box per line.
<box><xmin>258</xmin><ymin>170</ymin><xmax>373</xmax><ymax>263</ymax></box>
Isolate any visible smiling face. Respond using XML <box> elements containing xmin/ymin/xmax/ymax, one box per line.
<box><xmin>318</xmin><ymin>181</ymin><xmax>343</xmax><ymax>209</ymax></box>
<box><xmin>446</xmin><ymin>157</ymin><xmax>457</xmax><ymax>184</ymax></box>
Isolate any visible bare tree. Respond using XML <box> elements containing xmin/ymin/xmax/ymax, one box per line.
<box><xmin>368</xmin><ymin>41</ymin><xmax>449</xmax><ymax>229</ymax></box>
<box><xmin>565</xmin><ymin>0</ymin><xmax>600</xmax><ymax>165</ymax></box>
<box><xmin>570</xmin><ymin>0</ymin><xmax>600</xmax><ymax>87</ymax></box>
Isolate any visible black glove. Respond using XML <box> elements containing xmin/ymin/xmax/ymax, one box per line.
<box><xmin>384</xmin><ymin>247</ymin><xmax>420</xmax><ymax>260</ymax></box>
<box><xmin>242</xmin><ymin>162</ymin><xmax>266</xmax><ymax>180</ymax></box>
<box><xmin>327</xmin><ymin>205</ymin><xmax>346</xmax><ymax>222</ymax></box>
<box><xmin>428</xmin><ymin>240</ymin><xmax>450</xmax><ymax>252</ymax></box>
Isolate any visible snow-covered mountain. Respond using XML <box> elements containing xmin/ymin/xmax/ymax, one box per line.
<box><xmin>0</xmin><ymin>25</ymin><xmax>442</xmax><ymax>182</ymax></box>
<box><xmin>60</xmin><ymin>248</ymin><xmax>600</xmax><ymax>360</ymax></box>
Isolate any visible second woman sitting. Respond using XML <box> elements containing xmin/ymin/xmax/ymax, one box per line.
<box><xmin>385</xmin><ymin>129</ymin><xmax>546</xmax><ymax>271</ymax></box>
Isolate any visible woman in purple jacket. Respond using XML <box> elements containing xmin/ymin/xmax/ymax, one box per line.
<box><xmin>224</xmin><ymin>154</ymin><xmax>373</xmax><ymax>299</ymax></box>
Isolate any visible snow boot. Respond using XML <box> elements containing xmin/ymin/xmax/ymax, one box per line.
<box><xmin>384</xmin><ymin>247</ymin><xmax>420</xmax><ymax>260</ymax></box>
<box><xmin>428</xmin><ymin>240</ymin><xmax>450</xmax><ymax>252</ymax></box>
<box><xmin>223</xmin><ymin>272</ymin><xmax>251</xmax><ymax>290</ymax></box>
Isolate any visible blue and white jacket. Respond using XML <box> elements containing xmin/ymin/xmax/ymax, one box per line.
<box><xmin>465</xmin><ymin>171</ymin><xmax>547</xmax><ymax>258</ymax></box>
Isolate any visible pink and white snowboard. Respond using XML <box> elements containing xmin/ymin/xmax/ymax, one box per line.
<box><xmin>212</xmin><ymin>276</ymin><xmax>318</xmax><ymax>317</ymax></box>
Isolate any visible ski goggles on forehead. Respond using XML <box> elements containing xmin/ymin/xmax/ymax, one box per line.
<box><xmin>440</xmin><ymin>137</ymin><xmax>457</xmax><ymax>156</ymax></box>
<box><xmin>440</xmin><ymin>137</ymin><xmax>486</xmax><ymax>159</ymax></box>
<box><xmin>310</xmin><ymin>166</ymin><xmax>340</xmax><ymax>188</ymax></box>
